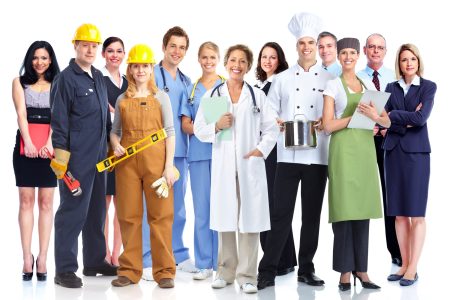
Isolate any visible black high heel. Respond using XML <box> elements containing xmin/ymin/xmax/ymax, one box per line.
<box><xmin>338</xmin><ymin>281</ymin><xmax>351</xmax><ymax>291</ymax></box>
<box><xmin>338</xmin><ymin>273</ymin><xmax>351</xmax><ymax>291</ymax></box>
<box><xmin>22</xmin><ymin>254</ymin><xmax>34</xmax><ymax>281</ymax></box>
<box><xmin>352</xmin><ymin>271</ymin><xmax>381</xmax><ymax>289</ymax></box>
<box><xmin>36</xmin><ymin>257</ymin><xmax>47</xmax><ymax>281</ymax></box>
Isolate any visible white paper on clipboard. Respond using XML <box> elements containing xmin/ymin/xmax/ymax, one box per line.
<box><xmin>347</xmin><ymin>90</ymin><xmax>391</xmax><ymax>130</ymax></box>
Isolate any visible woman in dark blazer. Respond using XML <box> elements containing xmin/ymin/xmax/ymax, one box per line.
<box><xmin>359</xmin><ymin>43</ymin><xmax>437</xmax><ymax>287</ymax></box>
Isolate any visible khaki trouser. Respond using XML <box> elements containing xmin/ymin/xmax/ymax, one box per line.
<box><xmin>115</xmin><ymin>95</ymin><xmax>175</xmax><ymax>283</ymax></box>
<box><xmin>215</xmin><ymin>174</ymin><xmax>259</xmax><ymax>286</ymax></box>
<box><xmin>216</xmin><ymin>232</ymin><xmax>259</xmax><ymax>285</ymax></box>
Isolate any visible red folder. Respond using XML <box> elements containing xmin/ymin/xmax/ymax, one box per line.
<box><xmin>20</xmin><ymin>123</ymin><xmax>50</xmax><ymax>155</ymax></box>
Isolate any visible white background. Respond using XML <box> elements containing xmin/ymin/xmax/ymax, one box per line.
<box><xmin>1</xmin><ymin>0</ymin><xmax>449</xmax><ymax>299</ymax></box>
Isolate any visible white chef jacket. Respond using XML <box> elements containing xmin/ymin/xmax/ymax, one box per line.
<box><xmin>268</xmin><ymin>62</ymin><xmax>334</xmax><ymax>165</ymax></box>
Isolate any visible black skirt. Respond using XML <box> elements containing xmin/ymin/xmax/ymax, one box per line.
<box><xmin>12</xmin><ymin>108</ymin><xmax>57</xmax><ymax>188</ymax></box>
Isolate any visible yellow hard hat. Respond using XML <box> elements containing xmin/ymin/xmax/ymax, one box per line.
<box><xmin>72</xmin><ymin>23</ymin><xmax>102</xmax><ymax>44</ymax></box>
<box><xmin>127</xmin><ymin>44</ymin><xmax>156</xmax><ymax>64</ymax></box>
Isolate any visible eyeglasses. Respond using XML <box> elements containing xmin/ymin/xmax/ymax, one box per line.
<box><xmin>367</xmin><ymin>44</ymin><xmax>386</xmax><ymax>51</ymax></box>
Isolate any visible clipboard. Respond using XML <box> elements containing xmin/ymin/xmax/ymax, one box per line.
<box><xmin>20</xmin><ymin>123</ymin><xmax>50</xmax><ymax>155</ymax></box>
<box><xmin>347</xmin><ymin>90</ymin><xmax>390</xmax><ymax>130</ymax></box>
<box><xmin>200</xmin><ymin>96</ymin><xmax>231</xmax><ymax>141</ymax></box>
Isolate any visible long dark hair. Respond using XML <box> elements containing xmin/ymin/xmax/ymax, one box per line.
<box><xmin>255</xmin><ymin>42</ymin><xmax>288</xmax><ymax>82</ymax></box>
<box><xmin>19</xmin><ymin>41</ymin><xmax>60</xmax><ymax>87</ymax></box>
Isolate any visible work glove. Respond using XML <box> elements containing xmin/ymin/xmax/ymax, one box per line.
<box><xmin>50</xmin><ymin>148</ymin><xmax>70</xmax><ymax>179</ymax></box>
<box><xmin>151</xmin><ymin>167</ymin><xmax>180</xmax><ymax>198</ymax></box>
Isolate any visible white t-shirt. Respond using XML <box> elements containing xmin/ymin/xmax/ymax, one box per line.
<box><xmin>323</xmin><ymin>77</ymin><xmax>366</xmax><ymax>119</ymax></box>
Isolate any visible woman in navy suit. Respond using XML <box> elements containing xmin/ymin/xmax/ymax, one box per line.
<box><xmin>359</xmin><ymin>43</ymin><xmax>436</xmax><ymax>287</ymax></box>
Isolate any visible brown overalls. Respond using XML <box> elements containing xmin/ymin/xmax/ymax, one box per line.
<box><xmin>115</xmin><ymin>94</ymin><xmax>175</xmax><ymax>283</ymax></box>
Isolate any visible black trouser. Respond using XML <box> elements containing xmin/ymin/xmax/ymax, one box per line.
<box><xmin>332</xmin><ymin>220</ymin><xmax>369</xmax><ymax>273</ymax></box>
<box><xmin>375</xmin><ymin>135</ymin><xmax>400</xmax><ymax>260</ymax></box>
<box><xmin>258</xmin><ymin>162</ymin><xmax>327</xmax><ymax>279</ymax></box>
<box><xmin>260</xmin><ymin>148</ymin><xmax>297</xmax><ymax>271</ymax></box>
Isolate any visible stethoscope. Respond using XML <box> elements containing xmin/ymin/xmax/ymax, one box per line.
<box><xmin>210</xmin><ymin>81</ymin><xmax>260</xmax><ymax>114</ymax></box>
<box><xmin>188</xmin><ymin>75</ymin><xmax>226</xmax><ymax>105</ymax></box>
<box><xmin>158</xmin><ymin>61</ymin><xmax>189</xmax><ymax>95</ymax></box>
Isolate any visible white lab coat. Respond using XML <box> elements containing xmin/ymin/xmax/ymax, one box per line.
<box><xmin>269</xmin><ymin>62</ymin><xmax>334</xmax><ymax>165</ymax></box>
<box><xmin>194</xmin><ymin>82</ymin><xmax>279</xmax><ymax>233</ymax></box>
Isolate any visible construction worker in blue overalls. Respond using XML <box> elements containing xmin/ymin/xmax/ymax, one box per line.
<box><xmin>50</xmin><ymin>23</ymin><xmax>117</xmax><ymax>288</ymax></box>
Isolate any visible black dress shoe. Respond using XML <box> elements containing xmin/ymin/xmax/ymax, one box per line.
<box><xmin>83</xmin><ymin>261</ymin><xmax>118</xmax><ymax>276</ymax></box>
<box><xmin>257</xmin><ymin>274</ymin><xmax>275</xmax><ymax>290</ymax></box>
<box><xmin>55</xmin><ymin>272</ymin><xmax>82</xmax><ymax>288</ymax></box>
<box><xmin>392</xmin><ymin>257</ymin><xmax>402</xmax><ymax>267</ymax></box>
<box><xmin>297</xmin><ymin>272</ymin><xmax>325</xmax><ymax>286</ymax></box>
<box><xmin>22</xmin><ymin>254</ymin><xmax>34</xmax><ymax>281</ymax></box>
<box><xmin>36</xmin><ymin>257</ymin><xmax>47</xmax><ymax>281</ymax></box>
<box><xmin>276</xmin><ymin>266</ymin><xmax>295</xmax><ymax>276</ymax></box>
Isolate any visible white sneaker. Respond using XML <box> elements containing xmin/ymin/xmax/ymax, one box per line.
<box><xmin>193</xmin><ymin>269</ymin><xmax>213</xmax><ymax>280</ymax></box>
<box><xmin>211</xmin><ymin>278</ymin><xmax>228</xmax><ymax>289</ymax></box>
<box><xmin>142</xmin><ymin>267</ymin><xmax>154</xmax><ymax>281</ymax></box>
<box><xmin>241</xmin><ymin>283</ymin><xmax>257</xmax><ymax>294</ymax></box>
<box><xmin>176</xmin><ymin>259</ymin><xmax>198</xmax><ymax>273</ymax></box>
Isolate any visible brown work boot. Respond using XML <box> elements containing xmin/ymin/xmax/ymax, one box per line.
<box><xmin>158</xmin><ymin>278</ymin><xmax>175</xmax><ymax>288</ymax></box>
<box><xmin>111</xmin><ymin>276</ymin><xmax>133</xmax><ymax>287</ymax></box>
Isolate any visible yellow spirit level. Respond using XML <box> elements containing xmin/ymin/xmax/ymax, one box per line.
<box><xmin>96</xmin><ymin>128</ymin><xmax>167</xmax><ymax>172</ymax></box>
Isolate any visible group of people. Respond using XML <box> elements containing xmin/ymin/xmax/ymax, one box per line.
<box><xmin>12</xmin><ymin>11</ymin><xmax>435</xmax><ymax>294</ymax></box>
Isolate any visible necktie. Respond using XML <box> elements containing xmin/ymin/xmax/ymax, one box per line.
<box><xmin>372</xmin><ymin>70</ymin><xmax>380</xmax><ymax>91</ymax></box>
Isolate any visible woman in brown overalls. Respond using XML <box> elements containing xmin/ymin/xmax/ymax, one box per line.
<box><xmin>109</xmin><ymin>44</ymin><xmax>177</xmax><ymax>288</ymax></box>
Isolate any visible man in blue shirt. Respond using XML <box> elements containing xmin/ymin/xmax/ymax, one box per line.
<box><xmin>317</xmin><ymin>31</ymin><xmax>341</xmax><ymax>77</ymax></box>
<box><xmin>142</xmin><ymin>26</ymin><xmax>195</xmax><ymax>280</ymax></box>
<box><xmin>50</xmin><ymin>23</ymin><xmax>116</xmax><ymax>288</ymax></box>
<box><xmin>357</xmin><ymin>33</ymin><xmax>401</xmax><ymax>267</ymax></box>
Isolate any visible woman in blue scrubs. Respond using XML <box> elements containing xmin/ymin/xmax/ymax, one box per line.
<box><xmin>181</xmin><ymin>41</ymin><xmax>224</xmax><ymax>280</ymax></box>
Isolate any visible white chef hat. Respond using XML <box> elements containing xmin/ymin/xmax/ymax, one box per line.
<box><xmin>288</xmin><ymin>12</ymin><xmax>323</xmax><ymax>41</ymax></box>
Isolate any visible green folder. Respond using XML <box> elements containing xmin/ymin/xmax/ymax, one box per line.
<box><xmin>200</xmin><ymin>96</ymin><xmax>231</xmax><ymax>141</ymax></box>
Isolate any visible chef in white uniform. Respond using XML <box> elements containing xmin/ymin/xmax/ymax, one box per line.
<box><xmin>257</xmin><ymin>12</ymin><xmax>334</xmax><ymax>290</ymax></box>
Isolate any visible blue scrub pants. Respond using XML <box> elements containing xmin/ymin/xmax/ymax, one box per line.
<box><xmin>190</xmin><ymin>160</ymin><xmax>218</xmax><ymax>269</ymax></box>
<box><xmin>143</xmin><ymin>157</ymin><xmax>189</xmax><ymax>266</ymax></box>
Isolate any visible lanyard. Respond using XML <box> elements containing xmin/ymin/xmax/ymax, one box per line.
<box><xmin>188</xmin><ymin>75</ymin><xmax>226</xmax><ymax>105</ymax></box>
<box><xmin>210</xmin><ymin>81</ymin><xmax>260</xmax><ymax>114</ymax></box>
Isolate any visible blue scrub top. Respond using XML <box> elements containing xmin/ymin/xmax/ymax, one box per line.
<box><xmin>155</xmin><ymin>66</ymin><xmax>191</xmax><ymax>158</ymax></box>
<box><xmin>181</xmin><ymin>79</ymin><xmax>223</xmax><ymax>162</ymax></box>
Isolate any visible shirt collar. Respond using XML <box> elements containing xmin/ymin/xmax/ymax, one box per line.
<box><xmin>398</xmin><ymin>75</ymin><xmax>420</xmax><ymax>88</ymax></box>
<box><xmin>365</xmin><ymin>65</ymin><xmax>389</xmax><ymax>78</ymax></box>
<box><xmin>295</xmin><ymin>60</ymin><xmax>320</xmax><ymax>73</ymax></box>
<box><xmin>69</xmin><ymin>58</ymin><xmax>98</xmax><ymax>76</ymax></box>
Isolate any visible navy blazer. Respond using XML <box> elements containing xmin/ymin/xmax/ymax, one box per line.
<box><xmin>383</xmin><ymin>77</ymin><xmax>437</xmax><ymax>153</ymax></box>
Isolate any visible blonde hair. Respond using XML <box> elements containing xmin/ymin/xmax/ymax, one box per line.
<box><xmin>125</xmin><ymin>64</ymin><xmax>158</xmax><ymax>98</ymax></box>
<box><xmin>198</xmin><ymin>41</ymin><xmax>220</xmax><ymax>58</ymax></box>
<box><xmin>395</xmin><ymin>43</ymin><xmax>424</xmax><ymax>79</ymax></box>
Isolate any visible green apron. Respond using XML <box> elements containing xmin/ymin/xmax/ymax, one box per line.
<box><xmin>328</xmin><ymin>76</ymin><xmax>382</xmax><ymax>223</ymax></box>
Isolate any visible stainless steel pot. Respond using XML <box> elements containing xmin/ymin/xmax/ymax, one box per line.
<box><xmin>283</xmin><ymin>114</ymin><xmax>317</xmax><ymax>149</ymax></box>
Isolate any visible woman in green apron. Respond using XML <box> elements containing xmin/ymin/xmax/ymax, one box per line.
<box><xmin>322</xmin><ymin>38</ymin><xmax>382</xmax><ymax>291</ymax></box>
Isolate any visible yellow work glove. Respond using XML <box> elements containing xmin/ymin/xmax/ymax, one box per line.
<box><xmin>50</xmin><ymin>148</ymin><xmax>70</xmax><ymax>179</ymax></box>
<box><xmin>151</xmin><ymin>167</ymin><xmax>180</xmax><ymax>198</ymax></box>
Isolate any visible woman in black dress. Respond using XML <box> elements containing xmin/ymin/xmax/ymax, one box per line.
<box><xmin>101</xmin><ymin>37</ymin><xmax>128</xmax><ymax>266</ymax></box>
<box><xmin>12</xmin><ymin>41</ymin><xmax>60</xmax><ymax>281</ymax></box>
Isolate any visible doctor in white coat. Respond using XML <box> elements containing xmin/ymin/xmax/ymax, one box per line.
<box><xmin>194</xmin><ymin>44</ymin><xmax>278</xmax><ymax>294</ymax></box>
